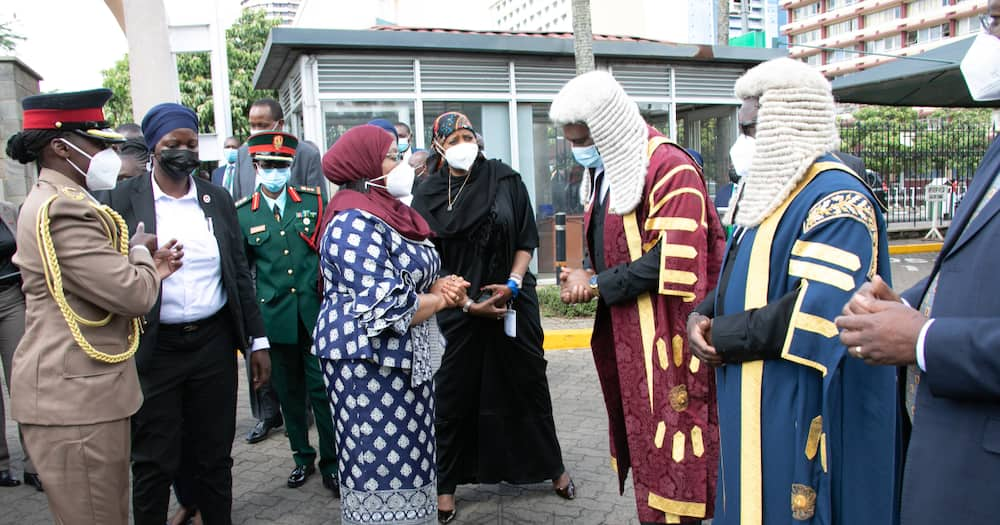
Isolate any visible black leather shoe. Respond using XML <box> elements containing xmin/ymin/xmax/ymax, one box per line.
<box><xmin>321</xmin><ymin>473</ymin><xmax>340</xmax><ymax>498</ymax></box>
<box><xmin>287</xmin><ymin>464</ymin><xmax>315</xmax><ymax>488</ymax></box>
<box><xmin>246</xmin><ymin>415</ymin><xmax>283</xmax><ymax>444</ymax></box>
<box><xmin>23</xmin><ymin>472</ymin><xmax>43</xmax><ymax>492</ymax></box>
<box><xmin>0</xmin><ymin>470</ymin><xmax>20</xmax><ymax>487</ymax></box>
<box><xmin>437</xmin><ymin>508</ymin><xmax>457</xmax><ymax>524</ymax></box>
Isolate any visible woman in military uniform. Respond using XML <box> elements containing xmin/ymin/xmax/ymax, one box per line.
<box><xmin>5</xmin><ymin>88</ymin><xmax>179</xmax><ymax>525</ymax></box>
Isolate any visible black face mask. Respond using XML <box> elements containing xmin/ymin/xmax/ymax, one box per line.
<box><xmin>158</xmin><ymin>149</ymin><xmax>200</xmax><ymax>180</ymax></box>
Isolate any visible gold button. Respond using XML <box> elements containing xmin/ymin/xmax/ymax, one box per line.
<box><xmin>290</xmin><ymin>288</ymin><xmax>296</xmax><ymax>294</ymax></box>
<box><xmin>283</xmin><ymin>249</ymin><xmax>289</xmax><ymax>255</ymax></box>
<box><xmin>280</xmin><ymin>231</ymin><xmax>286</xmax><ymax>236</ymax></box>
<box><xmin>287</xmin><ymin>269</ymin><xmax>293</xmax><ymax>275</ymax></box>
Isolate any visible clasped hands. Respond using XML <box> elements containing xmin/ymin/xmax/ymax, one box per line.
<box><xmin>430</xmin><ymin>276</ymin><xmax>513</xmax><ymax>320</ymax></box>
<box><xmin>685</xmin><ymin>275</ymin><xmax>927</xmax><ymax>368</ymax></box>
<box><xmin>835</xmin><ymin>275</ymin><xmax>925</xmax><ymax>366</ymax></box>
<box><xmin>559</xmin><ymin>268</ymin><xmax>594</xmax><ymax>304</ymax></box>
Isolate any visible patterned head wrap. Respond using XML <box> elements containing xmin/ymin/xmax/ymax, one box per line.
<box><xmin>432</xmin><ymin>112</ymin><xmax>477</xmax><ymax>148</ymax></box>
<box><xmin>729</xmin><ymin>58</ymin><xmax>840</xmax><ymax>227</ymax></box>
<box><xmin>549</xmin><ymin>71</ymin><xmax>648</xmax><ymax>215</ymax></box>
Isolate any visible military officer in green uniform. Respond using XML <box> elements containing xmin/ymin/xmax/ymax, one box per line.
<box><xmin>235</xmin><ymin>131</ymin><xmax>338</xmax><ymax>496</ymax></box>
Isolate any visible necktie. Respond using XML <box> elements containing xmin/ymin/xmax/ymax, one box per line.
<box><xmin>223</xmin><ymin>165</ymin><xmax>235</xmax><ymax>196</ymax></box>
<box><xmin>273</xmin><ymin>203</ymin><xmax>281</xmax><ymax>222</ymax></box>
<box><xmin>906</xmin><ymin>170</ymin><xmax>1000</xmax><ymax>420</ymax></box>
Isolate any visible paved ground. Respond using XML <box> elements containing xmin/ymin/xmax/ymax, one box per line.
<box><xmin>0</xmin><ymin>254</ymin><xmax>935</xmax><ymax>524</ymax></box>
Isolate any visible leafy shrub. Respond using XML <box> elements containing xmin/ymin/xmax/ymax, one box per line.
<box><xmin>536</xmin><ymin>285</ymin><xmax>597</xmax><ymax>318</ymax></box>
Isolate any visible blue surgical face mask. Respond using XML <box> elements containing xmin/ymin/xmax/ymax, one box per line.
<box><xmin>572</xmin><ymin>144</ymin><xmax>603</xmax><ymax>169</ymax></box>
<box><xmin>257</xmin><ymin>167</ymin><xmax>290</xmax><ymax>192</ymax></box>
<box><xmin>224</xmin><ymin>147</ymin><xmax>238</xmax><ymax>164</ymax></box>
<box><xmin>398</xmin><ymin>138</ymin><xmax>410</xmax><ymax>153</ymax></box>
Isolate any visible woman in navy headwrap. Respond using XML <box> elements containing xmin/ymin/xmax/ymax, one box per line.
<box><xmin>104</xmin><ymin>102</ymin><xmax>272</xmax><ymax>525</ymax></box>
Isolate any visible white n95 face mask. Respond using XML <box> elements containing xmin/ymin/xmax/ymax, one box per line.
<box><xmin>60</xmin><ymin>138</ymin><xmax>121</xmax><ymax>191</ymax></box>
<box><xmin>368</xmin><ymin>162</ymin><xmax>416</xmax><ymax>199</ymax></box>
<box><xmin>961</xmin><ymin>32</ymin><xmax>1000</xmax><ymax>101</ymax></box>
<box><xmin>444</xmin><ymin>142</ymin><xmax>479</xmax><ymax>171</ymax></box>
<box><xmin>729</xmin><ymin>134</ymin><xmax>756</xmax><ymax>180</ymax></box>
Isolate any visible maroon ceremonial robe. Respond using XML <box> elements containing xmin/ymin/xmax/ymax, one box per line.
<box><xmin>586</xmin><ymin>128</ymin><xmax>725</xmax><ymax>523</ymax></box>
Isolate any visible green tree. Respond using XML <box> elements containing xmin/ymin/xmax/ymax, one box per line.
<box><xmin>0</xmin><ymin>20</ymin><xmax>24</xmax><ymax>52</ymax></box>
<box><xmin>226</xmin><ymin>9</ymin><xmax>280</xmax><ymax>139</ymax></box>
<box><xmin>101</xmin><ymin>9</ymin><xmax>279</xmax><ymax>138</ymax></box>
<box><xmin>840</xmin><ymin>106</ymin><xmax>995</xmax><ymax>187</ymax></box>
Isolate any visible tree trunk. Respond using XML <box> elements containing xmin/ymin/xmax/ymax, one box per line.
<box><xmin>571</xmin><ymin>0</ymin><xmax>595</xmax><ymax>75</ymax></box>
<box><xmin>716</xmin><ymin>0</ymin><xmax>730</xmax><ymax>45</ymax></box>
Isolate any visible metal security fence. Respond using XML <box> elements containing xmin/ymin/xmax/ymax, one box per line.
<box><xmin>839</xmin><ymin>123</ymin><xmax>997</xmax><ymax>228</ymax></box>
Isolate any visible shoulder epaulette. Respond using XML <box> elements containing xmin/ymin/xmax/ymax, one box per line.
<box><xmin>234</xmin><ymin>195</ymin><xmax>251</xmax><ymax>208</ymax></box>
<box><xmin>296</xmin><ymin>185</ymin><xmax>320</xmax><ymax>195</ymax></box>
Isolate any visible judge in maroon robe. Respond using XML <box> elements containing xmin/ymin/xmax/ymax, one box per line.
<box><xmin>551</xmin><ymin>71</ymin><xmax>726</xmax><ymax>524</ymax></box>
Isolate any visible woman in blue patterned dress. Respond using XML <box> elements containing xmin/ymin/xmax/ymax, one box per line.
<box><xmin>312</xmin><ymin>124</ymin><xmax>469</xmax><ymax>525</ymax></box>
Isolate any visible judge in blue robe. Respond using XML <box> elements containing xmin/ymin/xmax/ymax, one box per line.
<box><xmin>688</xmin><ymin>58</ymin><xmax>900</xmax><ymax>525</ymax></box>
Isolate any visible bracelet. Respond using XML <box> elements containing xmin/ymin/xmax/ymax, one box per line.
<box><xmin>462</xmin><ymin>298</ymin><xmax>474</xmax><ymax>313</ymax></box>
<box><xmin>506</xmin><ymin>278</ymin><xmax>520</xmax><ymax>299</ymax></box>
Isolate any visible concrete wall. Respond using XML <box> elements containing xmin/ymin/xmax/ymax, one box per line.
<box><xmin>0</xmin><ymin>57</ymin><xmax>42</xmax><ymax>205</ymax></box>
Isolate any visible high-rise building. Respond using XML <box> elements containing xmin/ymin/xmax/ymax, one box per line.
<box><xmin>729</xmin><ymin>0</ymin><xmax>767</xmax><ymax>35</ymax></box>
<box><xmin>241</xmin><ymin>0</ymin><xmax>302</xmax><ymax>25</ymax></box>
<box><xmin>490</xmin><ymin>0</ymin><xmax>783</xmax><ymax>46</ymax></box>
<box><xmin>783</xmin><ymin>0</ymin><xmax>988</xmax><ymax>77</ymax></box>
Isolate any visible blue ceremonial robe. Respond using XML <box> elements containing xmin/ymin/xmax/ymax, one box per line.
<box><xmin>712</xmin><ymin>156</ymin><xmax>900</xmax><ymax>525</ymax></box>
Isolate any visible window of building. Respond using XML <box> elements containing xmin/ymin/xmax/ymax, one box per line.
<box><xmin>826</xmin><ymin>0</ymin><xmax>858</xmax><ymax>11</ymax></box>
<box><xmin>793</xmin><ymin>2</ymin><xmax>821</xmax><ymax>20</ymax></box>
<box><xmin>955</xmin><ymin>15</ymin><xmax>978</xmax><ymax>35</ymax></box>
<box><xmin>824</xmin><ymin>47</ymin><xmax>853</xmax><ymax>63</ymax></box>
<box><xmin>793</xmin><ymin>29</ymin><xmax>822</xmax><ymax>45</ymax></box>
<box><xmin>322</xmin><ymin>101</ymin><xmax>415</xmax><ymax>149</ymax></box>
<box><xmin>864</xmin><ymin>7</ymin><xmax>902</xmax><ymax>28</ymax></box>
<box><xmin>864</xmin><ymin>34</ymin><xmax>902</xmax><ymax>53</ymax></box>
<box><xmin>805</xmin><ymin>53</ymin><xmax>822</xmax><ymax>66</ymax></box>
<box><xmin>905</xmin><ymin>23</ymin><xmax>950</xmax><ymax>45</ymax></box>
<box><xmin>827</xmin><ymin>18</ymin><xmax>858</xmax><ymax>36</ymax></box>
<box><xmin>906</xmin><ymin>0</ymin><xmax>949</xmax><ymax>16</ymax></box>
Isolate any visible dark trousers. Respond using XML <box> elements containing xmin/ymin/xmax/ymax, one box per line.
<box><xmin>269</xmin><ymin>321</ymin><xmax>337</xmax><ymax>475</ymax></box>
<box><xmin>131</xmin><ymin>314</ymin><xmax>238</xmax><ymax>525</ymax></box>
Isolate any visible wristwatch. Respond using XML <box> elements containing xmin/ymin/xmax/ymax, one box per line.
<box><xmin>588</xmin><ymin>274</ymin><xmax>600</xmax><ymax>298</ymax></box>
<box><xmin>462</xmin><ymin>298</ymin><xmax>474</xmax><ymax>313</ymax></box>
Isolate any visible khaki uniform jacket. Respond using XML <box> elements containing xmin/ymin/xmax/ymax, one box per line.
<box><xmin>11</xmin><ymin>169</ymin><xmax>160</xmax><ymax>426</ymax></box>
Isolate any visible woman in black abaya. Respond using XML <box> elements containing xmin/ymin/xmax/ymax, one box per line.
<box><xmin>411</xmin><ymin>112</ymin><xmax>574</xmax><ymax>524</ymax></box>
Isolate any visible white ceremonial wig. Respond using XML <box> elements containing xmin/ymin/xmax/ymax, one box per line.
<box><xmin>728</xmin><ymin>57</ymin><xmax>840</xmax><ymax>227</ymax></box>
<box><xmin>550</xmin><ymin>71</ymin><xmax>648</xmax><ymax>215</ymax></box>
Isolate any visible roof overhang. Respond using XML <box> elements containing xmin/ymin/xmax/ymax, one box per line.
<box><xmin>254</xmin><ymin>27</ymin><xmax>786</xmax><ymax>89</ymax></box>
<box><xmin>832</xmin><ymin>36</ymin><xmax>1000</xmax><ymax>108</ymax></box>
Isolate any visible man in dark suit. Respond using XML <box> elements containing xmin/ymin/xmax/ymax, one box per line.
<box><xmin>836</xmin><ymin>9</ymin><xmax>1000</xmax><ymax>522</ymax></box>
<box><xmin>233</xmin><ymin>99</ymin><xmax>327</xmax><ymax>201</ymax></box>
<box><xmin>211</xmin><ymin>136</ymin><xmax>241</xmax><ymax>191</ymax></box>
<box><xmin>103</xmin><ymin>102</ymin><xmax>271</xmax><ymax>525</ymax></box>
<box><xmin>234</xmin><ymin>99</ymin><xmax>327</xmax><ymax>443</ymax></box>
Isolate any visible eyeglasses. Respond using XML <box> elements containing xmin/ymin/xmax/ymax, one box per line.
<box><xmin>982</xmin><ymin>14</ymin><xmax>998</xmax><ymax>33</ymax></box>
<box><xmin>385</xmin><ymin>152</ymin><xmax>399</xmax><ymax>161</ymax></box>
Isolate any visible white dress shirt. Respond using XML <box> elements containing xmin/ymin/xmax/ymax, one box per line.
<box><xmin>153</xmin><ymin>176</ymin><xmax>227</xmax><ymax>324</ymax></box>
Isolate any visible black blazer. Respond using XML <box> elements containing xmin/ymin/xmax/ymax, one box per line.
<box><xmin>103</xmin><ymin>173</ymin><xmax>266</xmax><ymax>367</ymax></box>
